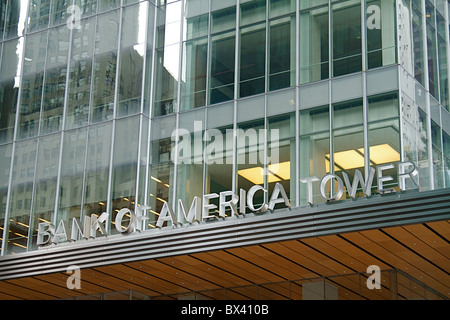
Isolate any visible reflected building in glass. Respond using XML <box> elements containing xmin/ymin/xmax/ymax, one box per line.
<box><xmin>0</xmin><ymin>0</ymin><xmax>449</xmax><ymax>301</ymax></box>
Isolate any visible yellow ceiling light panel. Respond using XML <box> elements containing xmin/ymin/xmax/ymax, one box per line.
<box><xmin>326</xmin><ymin>150</ymin><xmax>365</xmax><ymax>171</ymax></box>
<box><xmin>268</xmin><ymin>161</ymin><xmax>291</xmax><ymax>180</ymax></box>
<box><xmin>358</xmin><ymin>144</ymin><xmax>400</xmax><ymax>165</ymax></box>
<box><xmin>238</xmin><ymin>166</ymin><xmax>282</xmax><ymax>185</ymax></box>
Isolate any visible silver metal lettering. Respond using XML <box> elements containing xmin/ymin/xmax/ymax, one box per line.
<box><xmin>178</xmin><ymin>197</ymin><xmax>201</xmax><ymax>223</ymax></box>
<box><xmin>377</xmin><ymin>164</ymin><xmax>395</xmax><ymax>193</ymax></box>
<box><xmin>219</xmin><ymin>191</ymin><xmax>239</xmax><ymax>217</ymax></box>
<box><xmin>342</xmin><ymin>167</ymin><xmax>375</xmax><ymax>198</ymax></box>
<box><xmin>300</xmin><ymin>176</ymin><xmax>319</xmax><ymax>205</ymax></box>
<box><xmin>268</xmin><ymin>182</ymin><xmax>291</xmax><ymax>210</ymax></box>
<box><xmin>247</xmin><ymin>185</ymin><xmax>268</xmax><ymax>212</ymax></box>
<box><xmin>156</xmin><ymin>202</ymin><xmax>177</xmax><ymax>228</ymax></box>
<box><xmin>320</xmin><ymin>174</ymin><xmax>344</xmax><ymax>201</ymax></box>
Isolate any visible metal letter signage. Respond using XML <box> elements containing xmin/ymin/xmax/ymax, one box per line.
<box><xmin>38</xmin><ymin>161</ymin><xmax>418</xmax><ymax>248</ymax></box>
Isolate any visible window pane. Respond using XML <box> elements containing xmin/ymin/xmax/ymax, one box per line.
<box><xmin>27</xmin><ymin>0</ymin><xmax>51</xmax><ymax>32</ymax></box>
<box><xmin>270</xmin><ymin>17</ymin><xmax>294</xmax><ymax>91</ymax></box>
<box><xmin>0</xmin><ymin>40</ymin><xmax>21</xmax><ymax>143</ymax></box>
<box><xmin>268</xmin><ymin>113</ymin><xmax>296</xmax><ymax>207</ymax></box>
<box><xmin>117</xmin><ymin>3</ymin><xmax>148</xmax><ymax>117</ymax></box>
<box><xmin>412</xmin><ymin>4</ymin><xmax>425</xmax><ymax>85</ymax></box>
<box><xmin>181</xmin><ymin>37</ymin><xmax>208</xmax><ymax>110</ymax></box>
<box><xmin>211</xmin><ymin>5</ymin><xmax>236</xmax><ymax>34</ymax></box>
<box><xmin>4</xmin><ymin>0</ymin><xmax>27</xmax><ymax>39</ymax></box>
<box><xmin>153</xmin><ymin>2</ymin><xmax>181</xmax><ymax>116</ymax></box>
<box><xmin>270</xmin><ymin>0</ymin><xmax>295</xmax><ymax>18</ymax></box>
<box><xmin>205</xmin><ymin>126</ymin><xmax>233</xmax><ymax>216</ymax></box>
<box><xmin>42</xmin><ymin>25</ymin><xmax>70</xmax><ymax>134</ymax></box>
<box><xmin>0</xmin><ymin>143</ymin><xmax>12</xmax><ymax>252</ymax></box>
<box><xmin>426</xmin><ymin>21</ymin><xmax>438</xmax><ymax>99</ymax></box>
<box><xmin>332</xmin><ymin>0</ymin><xmax>362</xmax><ymax>77</ymax></box>
<box><xmin>367</xmin><ymin>0</ymin><xmax>396</xmax><ymax>69</ymax></box>
<box><xmin>210</xmin><ymin>32</ymin><xmax>235</xmax><ymax>104</ymax></box>
<box><xmin>18</xmin><ymin>31</ymin><xmax>48</xmax><ymax>139</ymax></box>
<box><xmin>29</xmin><ymin>133</ymin><xmax>61</xmax><ymax>250</ymax></box>
<box><xmin>110</xmin><ymin>116</ymin><xmax>140</xmax><ymax>234</ymax></box>
<box><xmin>84</xmin><ymin>122</ymin><xmax>112</xmax><ymax>219</ymax></box>
<box><xmin>299</xmin><ymin>106</ymin><xmax>330</xmax><ymax>206</ymax></box>
<box><xmin>240</xmin><ymin>0</ymin><xmax>266</xmax><ymax>26</ymax></box>
<box><xmin>176</xmin><ymin>111</ymin><xmax>205</xmax><ymax>211</ymax></box>
<box><xmin>91</xmin><ymin>11</ymin><xmax>119</xmax><ymax>123</ymax></box>
<box><xmin>58</xmin><ymin>128</ymin><xmax>87</xmax><ymax>227</ymax></box>
<box><xmin>237</xmin><ymin>119</ymin><xmax>264</xmax><ymax>212</ymax></box>
<box><xmin>240</xmin><ymin>25</ymin><xmax>265</xmax><ymax>98</ymax></box>
<box><xmin>66</xmin><ymin>17</ymin><xmax>95</xmax><ymax>129</ymax></box>
<box><xmin>7</xmin><ymin>139</ymin><xmax>37</xmax><ymax>254</ymax></box>
<box><xmin>148</xmin><ymin>116</ymin><xmax>176</xmax><ymax>228</ymax></box>
<box><xmin>300</xmin><ymin>5</ymin><xmax>329</xmax><ymax>84</ymax></box>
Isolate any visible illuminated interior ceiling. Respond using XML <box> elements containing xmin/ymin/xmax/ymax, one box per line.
<box><xmin>0</xmin><ymin>220</ymin><xmax>448</xmax><ymax>300</ymax></box>
<box><xmin>238</xmin><ymin>143</ymin><xmax>400</xmax><ymax>185</ymax></box>
<box><xmin>326</xmin><ymin>143</ymin><xmax>400</xmax><ymax>172</ymax></box>
<box><xmin>238</xmin><ymin>161</ymin><xmax>290</xmax><ymax>185</ymax></box>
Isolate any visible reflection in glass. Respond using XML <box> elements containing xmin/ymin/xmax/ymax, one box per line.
<box><xmin>91</xmin><ymin>11</ymin><xmax>119</xmax><ymax>123</ymax></box>
<box><xmin>176</xmin><ymin>112</ymin><xmax>205</xmax><ymax>212</ymax></box>
<box><xmin>27</xmin><ymin>0</ymin><xmax>51</xmax><ymax>32</ymax></box>
<box><xmin>58</xmin><ymin>128</ymin><xmax>87</xmax><ymax>228</ymax></box>
<box><xmin>29</xmin><ymin>134</ymin><xmax>61</xmax><ymax>250</ymax></box>
<box><xmin>6</xmin><ymin>139</ymin><xmax>37</xmax><ymax>254</ymax></box>
<box><xmin>437</xmin><ymin>12</ymin><xmax>449</xmax><ymax>111</ymax></box>
<box><xmin>18</xmin><ymin>31</ymin><xmax>48</xmax><ymax>139</ymax></box>
<box><xmin>66</xmin><ymin>17</ymin><xmax>95</xmax><ymax>129</ymax></box>
<box><xmin>412</xmin><ymin>4</ymin><xmax>425</xmax><ymax>85</ymax></box>
<box><xmin>0</xmin><ymin>144</ymin><xmax>12</xmax><ymax>253</ymax></box>
<box><xmin>148</xmin><ymin>117</ymin><xmax>175</xmax><ymax>228</ymax></box>
<box><xmin>0</xmin><ymin>40</ymin><xmax>21</xmax><ymax>144</ymax></box>
<box><xmin>153</xmin><ymin>2</ymin><xmax>181</xmax><ymax>116</ymax></box>
<box><xmin>4</xmin><ymin>0</ymin><xmax>27</xmax><ymax>39</ymax></box>
<box><xmin>117</xmin><ymin>3</ymin><xmax>147</xmax><ymax>117</ymax></box>
<box><xmin>181</xmin><ymin>37</ymin><xmax>208</xmax><ymax>110</ymax></box>
<box><xmin>111</xmin><ymin>116</ymin><xmax>140</xmax><ymax>234</ymax></box>
<box><xmin>42</xmin><ymin>26</ymin><xmax>70</xmax><ymax>134</ymax></box>
<box><xmin>84</xmin><ymin>122</ymin><xmax>112</xmax><ymax>220</ymax></box>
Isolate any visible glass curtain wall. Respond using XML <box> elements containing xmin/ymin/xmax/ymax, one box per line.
<box><xmin>209</xmin><ymin>0</ymin><xmax>236</xmax><ymax>105</ymax></box>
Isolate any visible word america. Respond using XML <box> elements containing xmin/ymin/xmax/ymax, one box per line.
<box><xmin>37</xmin><ymin>182</ymin><xmax>291</xmax><ymax>246</ymax></box>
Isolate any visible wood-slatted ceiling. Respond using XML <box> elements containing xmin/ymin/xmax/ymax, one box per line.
<box><xmin>0</xmin><ymin>221</ymin><xmax>448</xmax><ymax>300</ymax></box>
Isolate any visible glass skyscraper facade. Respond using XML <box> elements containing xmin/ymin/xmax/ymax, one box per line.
<box><xmin>0</xmin><ymin>0</ymin><xmax>448</xmax><ymax>265</ymax></box>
